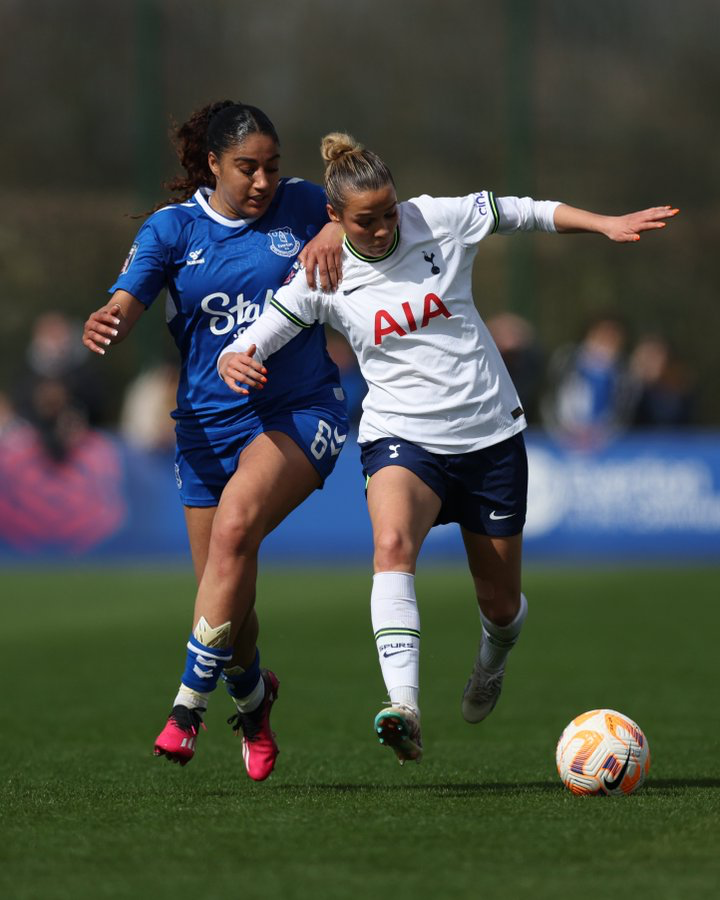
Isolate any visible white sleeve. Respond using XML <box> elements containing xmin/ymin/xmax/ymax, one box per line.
<box><xmin>409</xmin><ymin>192</ymin><xmax>559</xmax><ymax>246</ymax></box>
<box><xmin>217</xmin><ymin>268</ymin><xmax>322</xmax><ymax>373</ymax></box>
<box><xmin>409</xmin><ymin>193</ymin><xmax>497</xmax><ymax>246</ymax></box>
<box><xmin>217</xmin><ymin>303</ymin><xmax>304</xmax><ymax>373</ymax></box>
<box><xmin>495</xmin><ymin>196</ymin><xmax>560</xmax><ymax>234</ymax></box>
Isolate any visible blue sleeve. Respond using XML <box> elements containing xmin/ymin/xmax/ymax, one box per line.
<box><xmin>291</xmin><ymin>179</ymin><xmax>329</xmax><ymax>236</ymax></box>
<box><xmin>109</xmin><ymin>214</ymin><xmax>172</xmax><ymax>307</ymax></box>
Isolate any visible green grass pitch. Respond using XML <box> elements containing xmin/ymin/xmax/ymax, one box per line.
<box><xmin>2</xmin><ymin>565</ymin><xmax>719</xmax><ymax>899</ymax></box>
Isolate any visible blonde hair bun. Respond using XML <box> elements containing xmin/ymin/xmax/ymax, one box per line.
<box><xmin>320</xmin><ymin>132</ymin><xmax>394</xmax><ymax>212</ymax></box>
<box><xmin>320</xmin><ymin>132</ymin><xmax>363</xmax><ymax>166</ymax></box>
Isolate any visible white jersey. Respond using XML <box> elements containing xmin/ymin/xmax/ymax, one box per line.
<box><xmin>220</xmin><ymin>192</ymin><xmax>559</xmax><ymax>454</ymax></box>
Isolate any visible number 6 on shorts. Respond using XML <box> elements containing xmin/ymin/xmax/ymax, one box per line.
<box><xmin>311</xmin><ymin>419</ymin><xmax>347</xmax><ymax>460</ymax></box>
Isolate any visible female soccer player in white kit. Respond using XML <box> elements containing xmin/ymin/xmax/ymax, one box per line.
<box><xmin>218</xmin><ymin>133</ymin><xmax>678</xmax><ymax>765</ymax></box>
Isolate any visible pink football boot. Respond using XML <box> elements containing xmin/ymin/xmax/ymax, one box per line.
<box><xmin>227</xmin><ymin>670</ymin><xmax>280</xmax><ymax>781</ymax></box>
<box><xmin>153</xmin><ymin>705</ymin><xmax>206</xmax><ymax>765</ymax></box>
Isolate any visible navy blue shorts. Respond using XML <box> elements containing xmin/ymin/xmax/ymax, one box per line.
<box><xmin>175</xmin><ymin>399</ymin><xmax>349</xmax><ymax>507</ymax></box>
<box><xmin>360</xmin><ymin>432</ymin><xmax>528</xmax><ymax>536</ymax></box>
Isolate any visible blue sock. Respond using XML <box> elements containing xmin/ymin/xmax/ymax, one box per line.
<box><xmin>222</xmin><ymin>649</ymin><xmax>261</xmax><ymax>699</ymax></box>
<box><xmin>180</xmin><ymin>634</ymin><xmax>234</xmax><ymax>695</ymax></box>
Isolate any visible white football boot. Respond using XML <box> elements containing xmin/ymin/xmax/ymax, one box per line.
<box><xmin>461</xmin><ymin>646</ymin><xmax>506</xmax><ymax>724</ymax></box>
<box><xmin>374</xmin><ymin>704</ymin><xmax>423</xmax><ymax>765</ymax></box>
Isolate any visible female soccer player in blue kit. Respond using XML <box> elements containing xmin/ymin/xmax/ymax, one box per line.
<box><xmin>83</xmin><ymin>102</ymin><xmax>349</xmax><ymax>781</ymax></box>
<box><xmin>219</xmin><ymin>132</ymin><xmax>678</xmax><ymax>766</ymax></box>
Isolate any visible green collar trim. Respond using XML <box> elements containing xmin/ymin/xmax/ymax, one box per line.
<box><xmin>344</xmin><ymin>227</ymin><xmax>400</xmax><ymax>263</ymax></box>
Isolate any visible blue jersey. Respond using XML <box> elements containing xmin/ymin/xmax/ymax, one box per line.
<box><xmin>110</xmin><ymin>178</ymin><xmax>342</xmax><ymax>436</ymax></box>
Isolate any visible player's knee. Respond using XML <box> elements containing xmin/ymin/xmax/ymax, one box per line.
<box><xmin>211</xmin><ymin>510</ymin><xmax>263</xmax><ymax>560</ymax></box>
<box><xmin>475</xmin><ymin>583</ymin><xmax>521</xmax><ymax>626</ymax></box>
<box><xmin>373</xmin><ymin>527</ymin><xmax>417</xmax><ymax>570</ymax></box>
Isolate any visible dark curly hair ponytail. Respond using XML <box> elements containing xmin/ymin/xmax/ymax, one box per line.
<box><xmin>154</xmin><ymin>100</ymin><xmax>280</xmax><ymax>210</ymax></box>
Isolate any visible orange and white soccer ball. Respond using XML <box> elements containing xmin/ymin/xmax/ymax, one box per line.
<box><xmin>556</xmin><ymin>709</ymin><xmax>650</xmax><ymax>796</ymax></box>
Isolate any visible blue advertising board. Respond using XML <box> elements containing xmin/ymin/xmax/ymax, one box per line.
<box><xmin>425</xmin><ymin>432</ymin><xmax>720</xmax><ymax>562</ymax></box>
<box><xmin>0</xmin><ymin>423</ymin><xmax>718</xmax><ymax>564</ymax></box>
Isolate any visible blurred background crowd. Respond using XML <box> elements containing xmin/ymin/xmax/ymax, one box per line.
<box><xmin>0</xmin><ymin>308</ymin><xmax>698</xmax><ymax>470</ymax></box>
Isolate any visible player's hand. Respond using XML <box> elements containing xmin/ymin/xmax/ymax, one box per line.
<box><xmin>218</xmin><ymin>345</ymin><xmax>268</xmax><ymax>395</ymax></box>
<box><xmin>604</xmin><ymin>206</ymin><xmax>679</xmax><ymax>242</ymax></box>
<box><xmin>299</xmin><ymin>221</ymin><xmax>344</xmax><ymax>291</ymax></box>
<box><xmin>82</xmin><ymin>303</ymin><xmax>124</xmax><ymax>355</ymax></box>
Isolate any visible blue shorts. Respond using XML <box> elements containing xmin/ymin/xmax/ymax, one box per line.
<box><xmin>360</xmin><ymin>432</ymin><xmax>528</xmax><ymax>536</ymax></box>
<box><xmin>175</xmin><ymin>399</ymin><xmax>349</xmax><ymax>507</ymax></box>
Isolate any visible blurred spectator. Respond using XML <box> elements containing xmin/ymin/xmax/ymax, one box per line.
<box><xmin>0</xmin><ymin>391</ymin><xmax>126</xmax><ymax>554</ymax></box>
<box><xmin>14</xmin><ymin>311</ymin><xmax>105</xmax><ymax>428</ymax></box>
<box><xmin>486</xmin><ymin>312</ymin><xmax>544</xmax><ymax>423</ymax></box>
<box><xmin>0</xmin><ymin>391</ymin><xmax>20</xmax><ymax>438</ymax></box>
<box><xmin>541</xmin><ymin>312</ymin><xmax>636</xmax><ymax>448</ymax></box>
<box><xmin>120</xmin><ymin>363</ymin><xmax>179</xmax><ymax>452</ymax></box>
<box><xmin>26</xmin><ymin>377</ymin><xmax>89</xmax><ymax>462</ymax></box>
<box><xmin>325</xmin><ymin>328</ymin><xmax>367</xmax><ymax>428</ymax></box>
<box><xmin>629</xmin><ymin>334</ymin><xmax>695</xmax><ymax>427</ymax></box>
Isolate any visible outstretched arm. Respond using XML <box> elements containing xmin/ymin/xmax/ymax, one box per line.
<box><xmin>553</xmin><ymin>204</ymin><xmax>679</xmax><ymax>242</ymax></box>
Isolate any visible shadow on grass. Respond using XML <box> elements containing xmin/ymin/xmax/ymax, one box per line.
<box><xmin>271</xmin><ymin>778</ymin><xmax>720</xmax><ymax>795</ymax></box>
<box><xmin>643</xmin><ymin>778</ymin><xmax>720</xmax><ymax>790</ymax></box>
<box><xmin>273</xmin><ymin>781</ymin><xmax>558</xmax><ymax>795</ymax></box>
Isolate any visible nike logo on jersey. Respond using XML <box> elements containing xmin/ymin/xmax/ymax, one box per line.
<box><xmin>343</xmin><ymin>285</ymin><xmax>365</xmax><ymax>295</ymax></box>
<box><xmin>602</xmin><ymin>748</ymin><xmax>632</xmax><ymax>792</ymax></box>
<box><xmin>489</xmin><ymin>511</ymin><xmax>515</xmax><ymax>520</ymax></box>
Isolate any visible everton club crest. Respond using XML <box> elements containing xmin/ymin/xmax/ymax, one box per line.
<box><xmin>268</xmin><ymin>227</ymin><xmax>301</xmax><ymax>258</ymax></box>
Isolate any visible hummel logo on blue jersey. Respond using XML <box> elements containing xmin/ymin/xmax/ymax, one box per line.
<box><xmin>186</xmin><ymin>248</ymin><xmax>205</xmax><ymax>266</ymax></box>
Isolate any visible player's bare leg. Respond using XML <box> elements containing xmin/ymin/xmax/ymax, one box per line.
<box><xmin>194</xmin><ymin>430</ymin><xmax>320</xmax><ymax>636</ymax></box>
<box><xmin>202</xmin><ymin>431</ymin><xmax>319</xmax><ymax>778</ymax></box>
<box><xmin>153</xmin><ymin>505</ymin><xmax>215</xmax><ymax>764</ymax></box>
<box><xmin>366</xmin><ymin>467</ymin><xmax>441</xmax><ymax>764</ymax></box>
<box><xmin>184</xmin><ymin>505</ymin><xmax>260</xmax><ymax>668</ymax></box>
<box><xmin>460</xmin><ymin>530</ymin><xmax>527</xmax><ymax>723</ymax></box>
<box><xmin>155</xmin><ymin>432</ymin><xmax>319</xmax><ymax>778</ymax></box>
<box><xmin>154</xmin><ymin>504</ymin><xmax>258</xmax><ymax>766</ymax></box>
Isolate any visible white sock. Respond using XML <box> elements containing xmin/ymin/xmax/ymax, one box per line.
<box><xmin>227</xmin><ymin>672</ymin><xmax>265</xmax><ymax>713</ymax></box>
<box><xmin>478</xmin><ymin>593</ymin><xmax>528</xmax><ymax>672</ymax></box>
<box><xmin>173</xmin><ymin>685</ymin><xmax>208</xmax><ymax>712</ymax></box>
<box><xmin>371</xmin><ymin>572</ymin><xmax>420</xmax><ymax>713</ymax></box>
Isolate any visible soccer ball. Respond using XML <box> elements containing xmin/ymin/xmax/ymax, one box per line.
<box><xmin>555</xmin><ymin>709</ymin><xmax>650</xmax><ymax>796</ymax></box>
